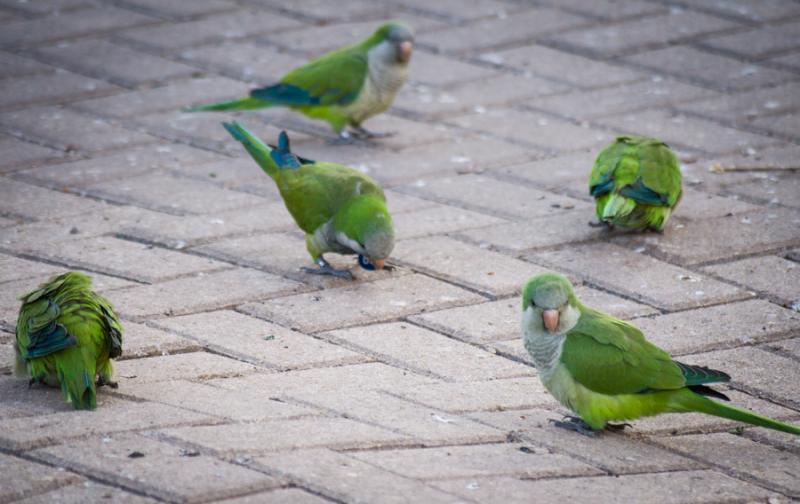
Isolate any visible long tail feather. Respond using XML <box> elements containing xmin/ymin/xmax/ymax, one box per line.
<box><xmin>55</xmin><ymin>348</ymin><xmax>96</xmax><ymax>410</ymax></box>
<box><xmin>222</xmin><ymin>121</ymin><xmax>279</xmax><ymax>179</ymax></box>
<box><xmin>679</xmin><ymin>391</ymin><xmax>800</xmax><ymax>435</ymax></box>
<box><xmin>185</xmin><ymin>96</ymin><xmax>269</xmax><ymax>113</ymax></box>
<box><xmin>601</xmin><ymin>193</ymin><xmax>636</xmax><ymax>222</ymax></box>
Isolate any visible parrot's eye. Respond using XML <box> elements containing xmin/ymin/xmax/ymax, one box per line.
<box><xmin>358</xmin><ymin>255</ymin><xmax>376</xmax><ymax>271</ymax></box>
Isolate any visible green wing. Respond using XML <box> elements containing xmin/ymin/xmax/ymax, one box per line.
<box><xmin>560</xmin><ymin>308</ymin><xmax>686</xmax><ymax>395</ymax></box>
<box><xmin>635</xmin><ymin>137</ymin><xmax>682</xmax><ymax>207</ymax></box>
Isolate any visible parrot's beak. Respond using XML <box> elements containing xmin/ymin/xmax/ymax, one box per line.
<box><xmin>396</xmin><ymin>41</ymin><xmax>413</xmax><ymax>63</ymax></box>
<box><xmin>371</xmin><ymin>258</ymin><xmax>386</xmax><ymax>270</ymax></box>
<box><xmin>542</xmin><ymin>309</ymin><xmax>560</xmax><ymax>333</ymax></box>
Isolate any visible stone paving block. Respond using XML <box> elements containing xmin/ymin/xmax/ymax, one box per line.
<box><xmin>85</xmin><ymin>172</ymin><xmax>268</xmax><ymax>215</ymax></box>
<box><xmin>742</xmin><ymin>422</ymin><xmax>800</xmax><ymax>455</ymax></box>
<box><xmin>165</xmin><ymin>155</ymin><xmax>282</xmax><ymax>198</ymax></box>
<box><xmin>254</xmin><ymin>449</ymin><xmax>462</xmax><ymax>504</ymax></box>
<box><xmin>491</xmin><ymin>150</ymin><xmax>596</xmax><ymax>199</ymax></box>
<box><xmin>385</xmin><ymin>0</ymin><xmax>523</xmax><ymax>23</ymax></box>
<box><xmin>0</xmin><ymin>254</ymin><xmax>63</xmax><ymax>284</ymax></box>
<box><xmin>323</xmin><ymin>322</ymin><xmax>534</xmax><ymax>380</ymax></box>
<box><xmin>392</xmin><ymin>236</ymin><xmax>548</xmax><ymax>297</ymax></box>
<box><xmin>614</xmin><ymin>209</ymin><xmax>800</xmax><ymax>266</ymax></box>
<box><xmin>764</xmin><ymin>337</ymin><xmax>800</xmax><ymax>360</ymax></box>
<box><xmin>0</xmin><ymin>51</ymin><xmax>55</xmax><ymax>79</ymax></box>
<box><xmin>0</xmin><ymin>398</ymin><xmax>213</xmax><ymax>451</ymax></box>
<box><xmin>542</xmin><ymin>0</ymin><xmax>666</xmax><ymax>20</ymax></box>
<box><xmin>481</xmin><ymin>44</ymin><xmax>647</xmax><ymax>89</ymax></box>
<box><xmin>654</xmin><ymin>432</ymin><xmax>800</xmax><ymax>496</ymax></box>
<box><xmin>32</xmin><ymin>433</ymin><xmax>282</xmax><ymax>503</ymax></box>
<box><xmin>676</xmin><ymin>0</ymin><xmax>800</xmax><ymax>23</ymax></box>
<box><xmin>117</xmin><ymin>8</ymin><xmax>303</xmax><ymax>52</ymax></box>
<box><xmin>117</xmin><ymin>0</ymin><xmax>237</xmax><ymax>18</ymax></box>
<box><xmin>0</xmin><ymin>375</ymin><xmax>85</xmax><ymax>419</ymax></box>
<box><xmin>544</xmin><ymin>9</ymin><xmax>738</xmax><ymax>58</ymax></box>
<box><xmin>683</xmin><ymin>346</ymin><xmax>800</xmax><ymax>407</ymax></box>
<box><xmin>0</xmin><ymin>106</ymin><xmax>158</xmax><ymax>154</ymax></box>
<box><xmin>0</xmin><ymin>0</ymin><xmax>96</xmax><ymax>15</ymax></box>
<box><xmin>751</xmin><ymin>110</ymin><xmax>800</xmax><ymax>139</ymax></box>
<box><xmin>117</xmin><ymin>379</ymin><xmax>318</xmax><ymax>421</ymax></box>
<box><xmin>241</xmin><ymin>273</ymin><xmax>482</xmax><ymax>333</ymax></box>
<box><xmin>407</xmin><ymin>51</ymin><xmax>497</xmax><ymax>87</ymax></box>
<box><xmin>450</xmin><ymin>108</ymin><xmax>614</xmax><ymax>153</ymax></box>
<box><xmin>633</xmin><ymin>299</ymin><xmax>800</xmax><ymax>356</ymax></box>
<box><xmin>393</xmin><ymin>203</ymin><xmax>507</xmax><ymax>239</ymax></box>
<box><xmin>418</xmin><ymin>7</ymin><xmax>589</xmax><ymax>55</ymax></box>
<box><xmin>292</xmin><ymin>390</ymin><xmax>505</xmax><ymax>444</ymax></box>
<box><xmin>725</xmin><ymin>170</ymin><xmax>800</xmax><ymax>208</ymax></box>
<box><xmin>533</xmin><ymin>242</ymin><xmax>750</xmax><ymax>311</ymax></box>
<box><xmin>214</xmin><ymin>488</ymin><xmax>330</xmax><ymax>504</ymax></box>
<box><xmin>392</xmin><ymin>377</ymin><xmax>556</xmax><ymax>413</ymax></box>
<box><xmin>399</xmin><ymin>174</ymin><xmax>592</xmax><ymax>221</ymax></box>
<box><xmin>15</xmin><ymin>481</ymin><xmax>159</xmax><ymax>504</ymax></box>
<box><xmin>151</xmin><ymin>310</ymin><xmax>366</xmax><ymax>370</ymax></box>
<box><xmin>529</xmin><ymin>77</ymin><xmax>717</xmax><ymax>121</ymax></box>
<box><xmin>351</xmin><ymin>442</ymin><xmax>600</xmax><ymax>480</ymax></box>
<box><xmin>33</xmin><ymin>39</ymin><xmax>197</xmax><ymax>88</ymax></box>
<box><xmin>433</xmin><ymin>470</ymin><xmax>778</xmax><ymax>504</ymax></box>
<box><xmin>704</xmin><ymin>255</ymin><xmax>800</xmax><ymax>307</ymax></box>
<box><xmin>623</xmin><ymin>45</ymin><xmax>798</xmax><ymax>91</ymax></box>
<box><xmin>471</xmin><ymin>408</ymin><xmax>703</xmax><ymax>474</ymax></box>
<box><xmin>114</xmin><ymin>350</ymin><xmax>257</xmax><ymax>385</ymax></box>
<box><xmin>0</xmin><ymin>70</ymin><xmax>119</xmax><ymax>111</ymax></box>
<box><xmin>162</xmin><ymin>417</ymin><xmax>409</xmax><ymax>453</ymax></box>
<box><xmin>0</xmin><ymin>453</ymin><xmax>82</xmax><ymax>502</ymax></box>
<box><xmin>0</xmin><ymin>6</ymin><xmax>156</xmax><ymax>48</ymax></box>
<box><xmin>179</xmin><ymin>41</ymin><xmax>308</xmax><ymax>83</ymax></box>
<box><xmin>673</xmin><ymin>187</ymin><xmax>760</xmax><ymax>219</ymax></box>
<box><xmin>252</xmin><ymin>0</ymin><xmax>405</xmax><ymax>23</ymax></box>
<box><xmin>21</xmin><ymin>235</ymin><xmax>229</xmax><ymax>283</ymax></box>
<box><xmin>0</xmin><ymin>178</ymin><xmax>111</xmax><ymax>221</ymax></box>
<box><xmin>107</xmin><ymin>268</ymin><xmax>304</xmax><ymax>319</ymax></box>
<box><xmin>122</xmin><ymin>321</ymin><xmax>202</xmax><ymax>360</ymax></box>
<box><xmin>700</xmin><ymin>21</ymin><xmax>800</xmax><ymax>61</ymax></box>
<box><xmin>675</xmin><ymin>81</ymin><xmax>800</xmax><ymax>125</ymax></box>
<box><xmin>0</xmin><ymin>134</ymin><xmax>63</xmax><ymax>173</ymax></box>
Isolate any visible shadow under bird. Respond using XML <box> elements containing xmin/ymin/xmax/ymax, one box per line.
<box><xmin>15</xmin><ymin>272</ymin><xmax>123</xmax><ymax>410</ymax></box>
<box><xmin>188</xmin><ymin>22</ymin><xmax>414</xmax><ymax>140</ymax></box>
<box><xmin>590</xmin><ymin>135</ymin><xmax>682</xmax><ymax>232</ymax></box>
<box><xmin>223</xmin><ymin>121</ymin><xmax>394</xmax><ymax>279</ymax></box>
<box><xmin>521</xmin><ymin>272</ymin><xmax>800</xmax><ymax>436</ymax></box>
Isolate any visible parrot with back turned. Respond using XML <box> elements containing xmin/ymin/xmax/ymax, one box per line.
<box><xmin>223</xmin><ymin>121</ymin><xmax>394</xmax><ymax>278</ymax></box>
<box><xmin>521</xmin><ymin>272</ymin><xmax>800</xmax><ymax>436</ymax></box>
<box><xmin>589</xmin><ymin>135</ymin><xmax>682</xmax><ymax>232</ymax></box>
<box><xmin>15</xmin><ymin>272</ymin><xmax>123</xmax><ymax>410</ymax></box>
<box><xmin>188</xmin><ymin>22</ymin><xmax>414</xmax><ymax>139</ymax></box>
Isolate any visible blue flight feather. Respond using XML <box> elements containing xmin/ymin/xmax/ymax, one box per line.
<box><xmin>620</xmin><ymin>179</ymin><xmax>669</xmax><ymax>206</ymax></box>
<box><xmin>250</xmin><ymin>83</ymin><xmax>321</xmax><ymax>106</ymax></box>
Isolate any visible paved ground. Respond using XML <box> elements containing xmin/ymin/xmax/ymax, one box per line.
<box><xmin>1</xmin><ymin>0</ymin><xmax>799</xmax><ymax>502</ymax></box>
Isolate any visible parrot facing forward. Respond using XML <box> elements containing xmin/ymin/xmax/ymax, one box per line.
<box><xmin>589</xmin><ymin>135</ymin><xmax>682</xmax><ymax>232</ymax></box>
<box><xmin>223</xmin><ymin>121</ymin><xmax>394</xmax><ymax>278</ymax></box>
<box><xmin>521</xmin><ymin>272</ymin><xmax>800</xmax><ymax>436</ymax></box>
<box><xmin>188</xmin><ymin>22</ymin><xmax>414</xmax><ymax>139</ymax></box>
<box><xmin>15</xmin><ymin>272</ymin><xmax>123</xmax><ymax>410</ymax></box>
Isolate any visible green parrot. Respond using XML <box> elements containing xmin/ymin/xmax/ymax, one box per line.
<box><xmin>188</xmin><ymin>22</ymin><xmax>414</xmax><ymax>139</ymax></box>
<box><xmin>223</xmin><ymin>121</ymin><xmax>394</xmax><ymax>278</ymax></box>
<box><xmin>589</xmin><ymin>135</ymin><xmax>682</xmax><ymax>232</ymax></box>
<box><xmin>521</xmin><ymin>272</ymin><xmax>800</xmax><ymax>436</ymax></box>
<box><xmin>15</xmin><ymin>272</ymin><xmax>123</xmax><ymax>410</ymax></box>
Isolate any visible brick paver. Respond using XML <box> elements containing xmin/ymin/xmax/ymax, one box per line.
<box><xmin>1</xmin><ymin>1</ymin><xmax>799</xmax><ymax>502</ymax></box>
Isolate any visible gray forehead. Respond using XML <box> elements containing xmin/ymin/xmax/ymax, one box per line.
<box><xmin>532</xmin><ymin>283</ymin><xmax>569</xmax><ymax>306</ymax></box>
<box><xmin>388</xmin><ymin>25</ymin><xmax>413</xmax><ymax>41</ymax></box>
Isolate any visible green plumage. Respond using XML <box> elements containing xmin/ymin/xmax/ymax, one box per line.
<box><xmin>15</xmin><ymin>272</ymin><xmax>123</xmax><ymax>410</ymax></box>
<box><xmin>522</xmin><ymin>273</ymin><xmax>800</xmax><ymax>435</ymax></box>
<box><xmin>589</xmin><ymin>135</ymin><xmax>682</xmax><ymax>232</ymax></box>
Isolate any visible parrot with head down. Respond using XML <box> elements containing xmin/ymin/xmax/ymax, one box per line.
<box><xmin>223</xmin><ymin>121</ymin><xmax>394</xmax><ymax>278</ymax></box>
<box><xmin>188</xmin><ymin>22</ymin><xmax>414</xmax><ymax>139</ymax></box>
<box><xmin>15</xmin><ymin>272</ymin><xmax>123</xmax><ymax>410</ymax></box>
<box><xmin>521</xmin><ymin>272</ymin><xmax>800</xmax><ymax>436</ymax></box>
<box><xmin>589</xmin><ymin>135</ymin><xmax>682</xmax><ymax>232</ymax></box>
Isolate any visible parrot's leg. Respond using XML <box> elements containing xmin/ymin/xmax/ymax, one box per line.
<box><xmin>549</xmin><ymin>415</ymin><xmax>599</xmax><ymax>437</ymax></box>
<box><xmin>588</xmin><ymin>220</ymin><xmax>611</xmax><ymax>228</ymax></box>
<box><xmin>350</xmin><ymin>125</ymin><xmax>396</xmax><ymax>139</ymax></box>
<box><xmin>96</xmin><ymin>376</ymin><xmax>119</xmax><ymax>389</ymax></box>
<box><xmin>303</xmin><ymin>257</ymin><xmax>354</xmax><ymax>279</ymax></box>
<box><xmin>605</xmin><ymin>422</ymin><xmax>632</xmax><ymax>432</ymax></box>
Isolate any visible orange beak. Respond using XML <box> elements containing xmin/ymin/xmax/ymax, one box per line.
<box><xmin>371</xmin><ymin>258</ymin><xmax>386</xmax><ymax>270</ymax></box>
<box><xmin>397</xmin><ymin>41</ymin><xmax>413</xmax><ymax>63</ymax></box>
<box><xmin>542</xmin><ymin>309</ymin><xmax>560</xmax><ymax>333</ymax></box>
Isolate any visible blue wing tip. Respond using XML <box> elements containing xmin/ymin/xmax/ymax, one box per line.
<box><xmin>278</xmin><ymin>130</ymin><xmax>291</xmax><ymax>152</ymax></box>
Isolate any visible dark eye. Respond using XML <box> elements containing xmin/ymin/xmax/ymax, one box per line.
<box><xmin>358</xmin><ymin>255</ymin><xmax>376</xmax><ymax>271</ymax></box>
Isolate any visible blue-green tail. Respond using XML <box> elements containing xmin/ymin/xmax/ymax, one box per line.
<box><xmin>185</xmin><ymin>96</ymin><xmax>268</xmax><ymax>112</ymax></box>
<box><xmin>679</xmin><ymin>391</ymin><xmax>800</xmax><ymax>435</ymax></box>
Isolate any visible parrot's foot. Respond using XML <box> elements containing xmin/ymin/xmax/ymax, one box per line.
<box><xmin>588</xmin><ymin>220</ymin><xmax>611</xmax><ymax>229</ymax></box>
<box><xmin>349</xmin><ymin>126</ymin><xmax>396</xmax><ymax>139</ymax></box>
<box><xmin>303</xmin><ymin>258</ymin><xmax>354</xmax><ymax>279</ymax></box>
<box><xmin>549</xmin><ymin>416</ymin><xmax>599</xmax><ymax>437</ymax></box>
<box><xmin>96</xmin><ymin>377</ymin><xmax>119</xmax><ymax>389</ymax></box>
<box><xmin>605</xmin><ymin>422</ymin><xmax>633</xmax><ymax>432</ymax></box>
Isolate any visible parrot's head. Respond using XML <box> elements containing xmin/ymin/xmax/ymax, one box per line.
<box><xmin>373</xmin><ymin>21</ymin><xmax>414</xmax><ymax>64</ymax></box>
<box><xmin>334</xmin><ymin>195</ymin><xmax>395</xmax><ymax>271</ymax></box>
<box><xmin>521</xmin><ymin>272</ymin><xmax>580</xmax><ymax>335</ymax></box>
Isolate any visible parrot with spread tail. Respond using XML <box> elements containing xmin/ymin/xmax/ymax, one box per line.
<box><xmin>223</xmin><ymin>121</ymin><xmax>394</xmax><ymax>278</ymax></box>
<box><xmin>521</xmin><ymin>272</ymin><xmax>800</xmax><ymax>436</ymax></box>
<box><xmin>188</xmin><ymin>22</ymin><xmax>413</xmax><ymax>139</ymax></box>
<box><xmin>15</xmin><ymin>272</ymin><xmax>123</xmax><ymax>410</ymax></box>
<box><xmin>589</xmin><ymin>135</ymin><xmax>682</xmax><ymax>232</ymax></box>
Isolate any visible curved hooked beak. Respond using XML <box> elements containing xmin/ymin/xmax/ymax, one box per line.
<box><xmin>542</xmin><ymin>309</ymin><xmax>560</xmax><ymax>333</ymax></box>
<box><xmin>396</xmin><ymin>40</ymin><xmax>413</xmax><ymax>63</ymax></box>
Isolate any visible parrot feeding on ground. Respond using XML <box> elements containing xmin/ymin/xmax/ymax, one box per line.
<box><xmin>521</xmin><ymin>272</ymin><xmax>800</xmax><ymax>436</ymax></box>
<box><xmin>223</xmin><ymin>121</ymin><xmax>394</xmax><ymax>278</ymax></box>
<box><xmin>15</xmin><ymin>272</ymin><xmax>123</xmax><ymax>410</ymax></box>
<box><xmin>589</xmin><ymin>135</ymin><xmax>682</xmax><ymax>232</ymax></box>
<box><xmin>188</xmin><ymin>22</ymin><xmax>414</xmax><ymax>139</ymax></box>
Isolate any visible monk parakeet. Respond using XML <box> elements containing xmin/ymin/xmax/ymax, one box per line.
<box><xmin>521</xmin><ymin>272</ymin><xmax>800</xmax><ymax>436</ymax></box>
<box><xmin>589</xmin><ymin>135</ymin><xmax>682</xmax><ymax>232</ymax></box>
<box><xmin>189</xmin><ymin>22</ymin><xmax>413</xmax><ymax>139</ymax></box>
<box><xmin>223</xmin><ymin>121</ymin><xmax>394</xmax><ymax>278</ymax></box>
<box><xmin>15</xmin><ymin>272</ymin><xmax>123</xmax><ymax>410</ymax></box>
